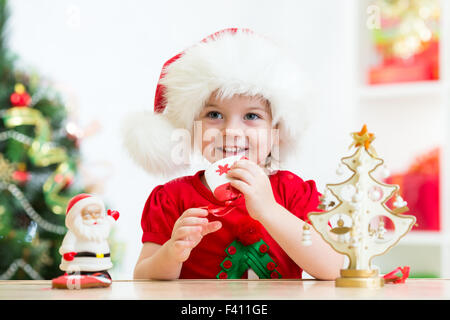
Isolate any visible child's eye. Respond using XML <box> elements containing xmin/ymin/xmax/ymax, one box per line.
<box><xmin>206</xmin><ymin>111</ymin><xmax>223</xmax><ymax>120</ymax></box>
<box><xmin>244</xmin><ymin>113</ymin><xmax>261</xmax><ymax>120</ymax></box>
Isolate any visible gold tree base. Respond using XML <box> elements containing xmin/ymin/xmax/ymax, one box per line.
<box><xmin>335</xmin><ymin>269</ymin><xmax>384</xmax><ymax>288</ymax></box>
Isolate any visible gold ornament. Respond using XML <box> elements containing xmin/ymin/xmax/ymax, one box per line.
<box><xmin>14</xmin><ymin>83</ymin><xmax>26</xmax><ymax>95</ymax></box>
<box><xmin>0</xmin><ymin>154</ymin><xmax>15</xmax><ymax>184</ymax></box>
<box><xmin>330</xmin><ymin>217</ymin><xmax>351</xmax><ymax>235</ymax></box>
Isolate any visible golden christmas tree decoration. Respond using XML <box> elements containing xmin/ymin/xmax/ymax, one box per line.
<box><xmin>307</xmin><ymin>125</ymin><xmax>416</xmax><ymax>288</ymax></box>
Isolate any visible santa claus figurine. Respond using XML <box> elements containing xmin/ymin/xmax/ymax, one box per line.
<box><xmin>52</xmin><ymin>193</ymin><xmax>119</xmax><ymax>289</ymax></box>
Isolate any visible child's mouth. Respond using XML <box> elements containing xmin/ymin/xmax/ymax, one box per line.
<box><xmin>217</xmin><ymin>146</ymin><xmax>249</xmax><ymax>156</ymax></box>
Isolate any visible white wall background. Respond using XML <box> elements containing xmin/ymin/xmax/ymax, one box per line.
<box><xmin>7</xmin><ymin>0</ymin><xmax>359</xmax><ymax>279</ymax></box>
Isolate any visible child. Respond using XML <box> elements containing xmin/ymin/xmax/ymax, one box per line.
<box><xmin>123</xmin><ymin>28</ymin><xmax>344</xmax><ymax>280</ymax></box>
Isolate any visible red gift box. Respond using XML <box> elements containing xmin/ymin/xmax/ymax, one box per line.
<box><xmin>368</xmin><ymin>40</ymin><xmax>439</xmax><ymax>85</ymax></box>
<box><xmin>384</xmin><ymin>148</ymin><xmax>440</xmax><ymax>231</ymax></box>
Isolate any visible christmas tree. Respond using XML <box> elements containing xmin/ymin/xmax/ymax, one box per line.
<box><xmin>0</xmin><ymin>0</ymin><xmax>86</xmax><ymax>280</ymax></box>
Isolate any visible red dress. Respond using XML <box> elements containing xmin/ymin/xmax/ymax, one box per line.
<box><xmin>140</xmin><ymin>169</ymin><xmax>320</xmax><ymax>279</ymax></box>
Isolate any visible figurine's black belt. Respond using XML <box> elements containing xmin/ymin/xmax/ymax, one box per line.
<box><xmin>75</xmin><ymin>252</ymin><xmax>110</xmax><ymax>258</ymax></box>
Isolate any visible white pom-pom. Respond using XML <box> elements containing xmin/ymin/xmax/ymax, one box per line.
<box><xmin>369</xmin><ymin>186</ymin><xmax>383</xmax><ymax>202</ymax></box>
<box><xmin>380</xmin><ymin>165</ymin><xmax>390</xmax><ymax>178</ymax></box>
<box><xmin>352</xmin><ymin>191</ymin><xmax>363</xmax><ymax>203</ymax></box>
<box><xmin>393</xmin><ymin>195</ymin><xmax>407</xmax><ymax>208</ymax></box>
<box><xmin>336</xmin><ymin>163</ymin><xmax>345</xmax><ymax>175</ymax></box>
<box><xmin>340</xmin><ymin>185</ymin><xmax>356</xmax><ymax>202</ymax></box>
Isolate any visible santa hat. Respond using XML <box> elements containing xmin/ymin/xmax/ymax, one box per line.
<box><xmin>65</xmin><ymin>193</ymin><xmax>105</xmax><ymax>226</ymax></box>
<box><xmin>122</xmin><ymin>28</ymin><xmax>312</xmax><ymax>177</ymax></box>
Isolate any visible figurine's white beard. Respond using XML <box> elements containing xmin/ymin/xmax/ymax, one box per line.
<box><xmin>71</xmin><ymin>215</ymin><xmax>111</xmax><ymax>242</ymax></box>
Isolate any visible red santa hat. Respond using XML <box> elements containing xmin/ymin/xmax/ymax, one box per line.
<box><xmin>122</xmin><ymin>28</ymin><xmax>312</xmax><ymax>177</ymax></box>
<box><xmin>65</xmin><ymin>194</ymin><xmax>105</xmax><ymax>225</ymax></box>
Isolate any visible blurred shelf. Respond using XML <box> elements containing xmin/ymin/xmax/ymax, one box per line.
<box><xmin>358</xmin><ymin>81</ymin><xmax>446</xmax><ymax>100</ymax></box>
<box><xmin>354</xmin><ymin>0</ymin><xmax>449</xmax><ymax>278</ymax></box>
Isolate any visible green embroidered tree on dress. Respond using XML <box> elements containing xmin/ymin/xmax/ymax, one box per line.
<box><xmin>217</xmin><ymin>239</ymin><xmax>281</xmax><ymax>279</ymax></box>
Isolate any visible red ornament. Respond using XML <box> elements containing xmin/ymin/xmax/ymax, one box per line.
<box><xmin>12</xmin><ymin>171</ymin><xmax>30</xmax><ymax>183</ymax></box>
<box><xmin>54</xmin><ymin>174</ymin><xmax>64</xmax><ymax>183</ymax></box>
<box><xmin>10</xmin><ymin>92</ymin><xmax>31</xmax><ymax>107</ymax></box>
<box><xmin>236</xmin><ymin>217</ymin><xmax>263</xmax><ymax>246</ymax></box>
<box><xmin>219</xmin><ymin>272</ymin><xmax>228</xmax><ymax>279</ymax></box>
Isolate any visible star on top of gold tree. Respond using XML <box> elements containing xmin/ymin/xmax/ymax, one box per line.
<box><xmin>349</xmin><ymin>124</ymin><xmax>377</xmax><ymax>156</ymax></box>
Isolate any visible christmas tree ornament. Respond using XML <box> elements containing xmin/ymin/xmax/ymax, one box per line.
<box><xmin>52</xmin><ymin>194</ymin><xmax>119</xmax><ymax>289</ymax></box>
<box><xmin>200</xmin><ymin>155</ymin><xmax>246</xmax><ymax>217</ymax></box>
<box><xmin>330</xmin><ymin>215</ymin><xmax>352</xmax><ymax>244</ymax></box>
<box><xmin>307</xmin><ymin>125</ymin><xmax>416</xmax><ymax>288</ymax></box>
<box><xmin>318</xmin><ymin>189</ymin><xmax>336</xmax><ymax>210</ymax></box>
<box><xmin>393</xmin><ymin>195</ymin><xmax>408</xmax><ymax>210</ymax></box>
<box><xmin>204</xmin><ymin>155</ymin><xmax>245</xmax><ymax>202</ymax></box>
<box><xmin>0</xmin><ymin>153</ymin><xmax>15</xmax><ymax>184</ymax></box>
<box><xmin>336</xmin><ymin>163</ymin><xmax>345</xmax><ymax>176</ymax></box>
<box><xmin>11</xmin><ymin>169</ymin><xmax>29</xmax><ymax>184</ymax></box>
<box><xmin>301</xmin><ymin>223</ymin><xmax>312</xmax><ymax>246</ymax></box>
<box><xmin>377</xmin><ymin>219</ymin><xmax>387</xmax><ymax>240</ymax></box>
<box><xmin>10</xmin><ymin>83</ymin><xmax>32</xmax><ymax>107</ymax></box>
<box><xmin>2</xmin><ymin>91</ymin><xmax>77</xmax><ymax>214</ymax></box>
<box><xmin>0</xmin><ymin>153</ymin><xmax>29</xmax><ymax>184</ymax></box>
<box><xmin>379</xmin><ymin>165</ymin><xmax>390</xmax><ymax>179</ymax></box>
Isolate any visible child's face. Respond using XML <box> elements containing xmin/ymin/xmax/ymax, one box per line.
<box><xmin>195</xmin><ymin>91</ymin><xmax>277</xmax><ymax>167</ymax></box>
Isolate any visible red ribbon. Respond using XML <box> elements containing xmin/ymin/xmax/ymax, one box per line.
<box><xmin>383</xmin><ymin>266</ymin><xmax>410</xmax><ymax>284</ymax></box>
<box><xmin>200</xmin><ymin>194</ymin><xmax>243</xmax><ymax>217</ymax></box>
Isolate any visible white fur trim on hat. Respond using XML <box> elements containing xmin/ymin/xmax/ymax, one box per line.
<box><xmin>121</xmin><ymin>110</ymin><xmax>192</xmax><ymax>177</ymax></box>
<box><xmin>122</xmin><ymin>29</ymin><xmax>312</xmax><ymax>176</ymax></box>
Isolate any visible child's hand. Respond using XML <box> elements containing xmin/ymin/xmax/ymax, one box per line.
<box><xmin>227</xmin><ymin>159</ymin><xmax>277</xmax><ymax>221</ymax></box>
<box><xmin>168</xmin><ymin>208</ymin><xmax>222</xmax><ymax>263</ymax></box>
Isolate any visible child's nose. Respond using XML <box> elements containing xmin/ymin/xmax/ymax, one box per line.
<box><xmin>224</xmin><ymin>127</ymin><xmax>245</xmax><ymax>137</ymax></box>
<box><xmin>223</xmin><ymin>127</ymin><xmax>246</xmax><ymax>145</ymax></box>
<box><xmin>223</xmin><ymin>115</ymin><xmax>244</xmax><ymax>130</ymax></box>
